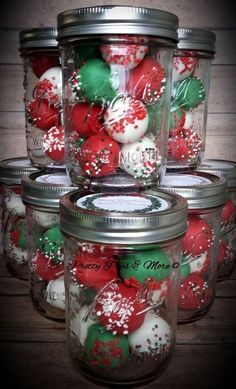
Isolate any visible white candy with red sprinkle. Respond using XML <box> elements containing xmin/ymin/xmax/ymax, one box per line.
<box><xmin>34</xmin><ymin>66</ymin><xmax>62</xmax><ymax>106</ymax></box>
<box><xmin>120</xmin><ymin>136</ymin><xmax>160</xmax><ymax>178</ymax></box>
<box><xmin>43</xmin><ymin>125</ymin><xmax>64</xmax><ymax>162</ymax></box>
<box><xmin>173</xmin><ymin>52</ymin><xmax>198</xmax><ymax>81</ymax></box>
<box><xmin>104</xmin><ymin>97</ymin><xmax>149</xmax><ymax>144</ymax></box>
<box><xmin>100</xmin><ymin>42</ymin><xmax>148</xmax><ymax>69</ymax></box>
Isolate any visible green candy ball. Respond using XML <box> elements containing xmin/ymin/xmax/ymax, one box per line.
<box><xmin>119</xmin><ymin>249</ymin><xmax>171</xmax><ymax>284</ymax></box>
<box><xmin>84</xmin><ymin>324</ymin><xmax>129</xmax><ymax>368</ymax></box>
<box><xmin>180</xmin><ymin>255</ymin><xmax>191</xmax><ymax>279</ymax></box>
<box><xmin>39</xmin><ymin>225</ymin><xmax>64</xmax><ymax>263</ymax></box>
<box><xmin>173</xmin><ymin>77</ymin><xmax>205</xmax><ymax>111</ymax></box>
<box><xmin>75</xmin><ymin>58</ymin><xmax>118</xmax><ymax>104</ymax></box>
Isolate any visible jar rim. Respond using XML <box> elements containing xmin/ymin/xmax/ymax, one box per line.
<box><xmin>0</xmin><ymin>157</ymin><xmax>38</xmax><ymax>185</ymax></box>
<box><xmin>19</xmin><ymin>27</ymin><xmax>58</xmax><ymax>50</ymax></box>
<box><xmin>57</xmin><ymin>5</ymin><xmax>179</xmax><ymax>43</ymax></box>
<box><xmin>176</xmin><ymin>28</ymin><xmax>216</xmax><ymax>55</ymax></box>
<box><xmin>21</xmin><ymin>171</ymin><xmax>75</xmax><ymax>208</ymax></box>
<box><xmin>59</xmin><ymin>190</ymin><xmax>187</xmax><ymax>244</ymax></box>
<box><xmin>160</xmin><ymin>171</ymin><xmax>226</xmax><ymax>209</ymax></box>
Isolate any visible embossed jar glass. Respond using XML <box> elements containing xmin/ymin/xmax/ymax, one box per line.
<box><xmin>19</xmin><ymin>27</ymin><xmax>65</xmax><ymax>169</ymax></box>
<box><xmin>0</xmin><ymin>157</ymin><xmax>38</xmax><ymax>279</ymax></box>
<box><xmin>198</xmin><ymin>159</ymin><xmax>236</xmax><ymax>280</ymax></box>
<box><xmin>167</xmin><ymin>28</ymin><xmax>215</xmax><ymax>172</ymax></box>
<box><xmin>21</xmin><ymin>171</ymin><xmax>75</xmax><ymax>320</ymax></box>
<box><xmin>60</xmin><ymin>190</ymin><xmax>187</xmax><ymax>386</ymax></box>
<box><xmin>57</xmin><ymin>5</ymin><xmax>179</xmax><ymax>190</ymax></box>
<box><xmin>160</xmin><ymin>171</ymin><xmax>226</xmax><ymax>323</ymax></box>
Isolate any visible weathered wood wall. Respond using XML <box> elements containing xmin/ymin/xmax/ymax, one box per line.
<box><xmin>0</xmin><ymin>0</ymin><xmax>235</xmax><ymax>162</ymax></box>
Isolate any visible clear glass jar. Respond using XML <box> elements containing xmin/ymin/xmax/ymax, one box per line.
<box><xmin>60</xmin><ymin>189</ymin><xmax>187</xmax><ymax>386</ymax></box>
<box><xmin>0</xmin><ymin>157</ymin><xmax>38</xmax><ymax>279</ymax></box>
<box><xmin>167</xmin><ymin>28</ymin><xmax>216</xmax><ymax>172</ymax></box>
<box><xmin>19</xmin><ymin>28</ymin><xmax>65</xmax><ymax>170</ymax></box>
<box><xmin>160</xmin><ymin>171</ymin><xmax>226</xmax><ymax>323</ymax></box>
<box><xmin>197</xmin><ymin>159</ymin><xmax>236</xmax><ymax>280</ymax></box>
<box><xmin>57</xmin><ymin>5</ymin><xmax>179</xmax><ymax>190</ymax></box>
<box><xmin>21</xmin><ymin>171</ymin><xmax>75</xmax><ymax>320</ymax></box>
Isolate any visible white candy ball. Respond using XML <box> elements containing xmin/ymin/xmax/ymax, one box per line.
<box><xmin>128</xmin><ymin>311</ymin><xmax>172</xmax><ymax>354</ymax></box>
<box><xmin>120</xmin><ymin>136</ymin><xmax>159</xmax><ymax>178</ymax></box>
<box><xmin>9</xmin><ymin>244</ymin><xmax>28</xmax><ymax>264</ymax></box>
<box><xmin>32</xmin><ymin>210</ymin><xmax>59</xmax><ymax>228</ymax></box>
<box><xmin>45</xmin><ymin>275</ymin><xmax>65</xmax><ymax>310</ymax></box>
<box><xmin>183</xmin><ymin>112</ymin><xmax>194</xmax><ymax>130</ymax></box>
<box><xmin>70</xmin><ymin>305</ymin><xmax>95</xmax><ymax>345</ymax></box>
<box><xmin>5</xmin><ymin>195</ymin><xmax>25</xmax><ymax>216</ymax></box>
<box><xmin>104</xmin><ymin>97</ymin><xmax>149</xmax><ymax>144</ymax></box>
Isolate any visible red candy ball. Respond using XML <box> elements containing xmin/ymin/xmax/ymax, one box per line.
<box><xmin>94</xmin><ymin>283</ymin><xmax>146</xmax><ymax>335</ymax></box>
<box><xmin>33</xmin><ymin>250</ymin><xmax>64</xmax><ymax>281</ymax></box>
<box><xmin>72</xmin><ymin>251</ymin><xmax>118</xmax><ymax>289</ymax></box>
<box><xmin>43</xmin><ymin>125</ymin><xmax>64</xmax><ymax>161</ymax></box>
<box><xmin>221</xmin><ymin>199</ymin><xmax>235</xmax><ymax>226</ymax></box>
<box><xmin>178</xmin><ymin>273</ymin><xmax>212</xmax><ymax>310</ymax></box>
<box><xmin>77</xmin><ymin>133</ymin><xmax>120</xmax><ymax>177</ymax></box>
<box><xmin>127</xmin><ymin>57</ymin><xmax>165</xmax><ymax>104</ymax></box>
<box><xmin>30</xmin><ymin>53</ymin><xmax>59</xmax><ymax>78</ymax></box>
<box><xmin>168</xmin><ymin>129</ymin><xmax>202</xmax><ymax>162</ymax></box>
<box><xmin>27</xmin><ymin>98</ymin><xmax>59</xmax><ymax>131</ymax></box>
<box><xmin>71</xmin><ymin>103</ymin><xmax>103</xmax><ymax>137</ymax></box>
<box><xmin>183</xmin><ymin>217</ymin><xmax>213</xmax><ymax>256</ymax></box>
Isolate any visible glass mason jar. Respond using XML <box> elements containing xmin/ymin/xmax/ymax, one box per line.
<box><xmin>0</xmin><ymin>157</ymin><xmax>38</xmax><ymax>279</ymax></box>
<box><xmin>197</xmin><ymin>159</ymin><xmax>236</xmax><ymax>280</ymax></box>
<box><xmin>19</xmin><ymin>28</ymin><xmax>65</xmax><ymax>170</ymax></box>
<box><xmin>167</xmin><ymin>28</ymin><xmax>216</xmax><ymax>172</ymax></box>
<box><xmin>57</xmin><ymin>5</ymin><xmax>179</xmax><ymax>190</ymax></box>
<box><xmin>60</xmin><ymin>189</ymin><xmax>187</xmax><ymax>386</ymax></box>
<box><xmin>21</xmin><ymin>171</ymin><xmax>75</xmax><ymax>320</ymax></box>
<box><xmin>160</xmin><ymin>171</ymin><xmax>226</xmax><ymax>323</ymax></box>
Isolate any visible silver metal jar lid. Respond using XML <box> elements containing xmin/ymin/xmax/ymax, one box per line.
<box><xmin>0</xmin><ymin>157</ymin><xmax>38</xmax><ymax>185</ymax></box>
<box><xmin>177</xmin><ymin>28</ymin><xmax>216</xmax><ymax>54</ymax></box>
<box><xmin>160</xmin><ymin>171</ymin><xmax>226</xmax><ymax>209</ymax></box>
<box><xmin>57</xmin><ymin>6</ymin><xmax>178</xmax><ymax>44</ymax></box>
<box><xmin>19</xmin><ymin>27</ymin><xmax>58</xmax><ymax>50</ymax></box>
<box><xmin>197</xmin><ymin>159</ymin><xmax>236</xmax><ymax>188</ymax></box>
<box><xmin>21</xmin><ymin>171</ymin><xmax>75</xmax><ymax>208</ymax></box>
<box><xmin>59</xmin><ymin>190</ymin><xmax>187</xmax><ymax>245</ymax></box>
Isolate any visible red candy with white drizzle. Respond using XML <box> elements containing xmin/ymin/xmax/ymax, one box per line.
<box><xmin>43</xmin><ymin>125</ymin><xmax>65</xmax><ymax>162</ymax></box>
<box><xmin>94</xmin><ymin>282</ymin><xmax>147</xmax><ymax>336</ymax></box>
<box><xmin>182</xmin><ymin>216</ymin><xmax>213</xmax><ymax>256</ymax></box>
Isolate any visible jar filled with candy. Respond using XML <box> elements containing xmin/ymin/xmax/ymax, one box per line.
<box><xmin>19</xmin><ymin>27</ymin><xmax>65</xmax><ymax>169</ymax></box>
<box><xmin>167</xmin><ymin>28</ymin><xmax>216</xmax><ymax>172</ymax></box>
<box><xmin>21</xmin><ymin>171</ymin><xmax>75</xmax><ymax>320</ymax></box>
<box><xmin>0</xmin><ymin>157</ymin><xmax>38</xmax><ymax>279</ymax></box>
<box><xmin>160</xmin><ymin>171</ymin><xmax>226</xmax><ymax>323</ymax></box>
<box><xmin>60</xmin><ymin>189</ymin><xmax>187</xmax><ymax>386</ymax></box>
<box><xmin>198</xmin><ymin>159</ymin><xmax>236</xmax><ymax>280</ymax></box>
<box><xmin>57</xmin><ymin>5</ymin><xmax>179</xmax><ymax>190</ymax></box>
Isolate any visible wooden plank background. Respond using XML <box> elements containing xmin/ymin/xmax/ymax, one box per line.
<box><xmin>0</xmin><ymin>0</ymin><xmax>236</xmax><ymax>162</ymax></box>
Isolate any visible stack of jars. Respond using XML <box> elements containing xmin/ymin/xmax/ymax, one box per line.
<box><xmin>1</xmin><ymin>4</ymin><xmax>231</xmax><ymax>388</ymax></box>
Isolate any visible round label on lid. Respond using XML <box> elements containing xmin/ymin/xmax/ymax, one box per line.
<box><xmin>161</xmin><ymin>174</ymin><xmax>212</xmax><ymax>187</ymax></box>
<box><xmin>36</xmin><ymin>174</ymin><xmax>72</xmax><ymax>186</ymax></box>
<box><xmin>7</xmin><ymin>158</ymin><xmax>31</xmax><ymax>167</ymax></box>
<box><xmin>77</xmin><ymin>194</ymin><xmax>170</xmax><ymax>213</ymax></box>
